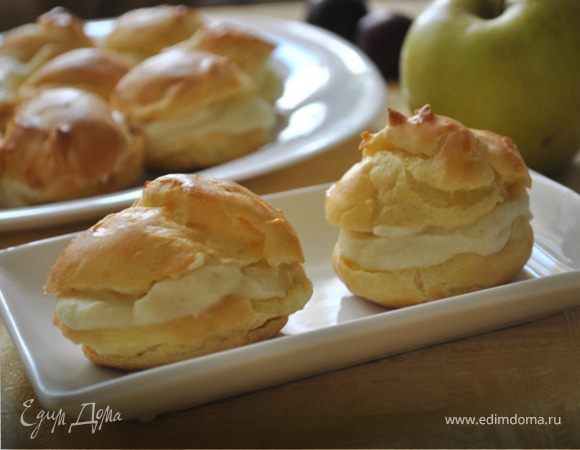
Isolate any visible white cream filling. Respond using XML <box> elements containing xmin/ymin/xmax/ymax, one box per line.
<box><xmin>338</xmin><ymin>194</ymin><xmax>531</xmax><ymax>271</ymax></box>
<box><xmin>56</xmin><ymin>261</ymin><xmax>293</xmax><ymax>330</ymax></box>
<box><xmin>145</xmin><ymin>94</ymin><xmax>276</xmax><ymax>154</ymax></box>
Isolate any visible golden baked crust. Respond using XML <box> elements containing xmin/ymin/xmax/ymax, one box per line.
<box><xmin>136</xmin><ymin>174</ymin><xmax>305</xmax><ymax>265</ymax></box>
<box><xmin>111</xmin><ymin>48</ymin><xmax>277</xmax><ymax>170</ymax></box>
<box><xmin>46</xmin><ymin>174</ymin><xmax>312</xmax><ymax>368</ymax></box>
<box><xmin>326</xmin><ymin>105</ymin><xmax>531</xmax><ymax>233</ymax></box>
<box><xmin>101</xmin><ymin>5</ymin><xmax>203</xmax><ymax>62</ymax></box>
<box><xmin>19</xmin><ymin>48</ymin><xmax>132</xmax><ymax>101</ymax></box>
<box><xmin>79</xmin><ymin>316</ymin><xmax>288</xmax><ymax>370</ymax></box>
<box><xmin>112</xmin><ymin>48</ymin><xmax>251</xmax><ymax>123</ymax></box>
<box><xmin>0</xmin><ymin>88</ymin><xmax>144</xmax><ymax>207</ymax></box>
<box><xmin>333</xmin><ymin>217</ymin><xmax>533</xmax><ymax>307</ymax></box>
<box><xmin>0</xmin><ymin>8</ymin><xmax>94</xmax><ymax>70</ymax></box>
<box><xmin>46</xmin><ymin>174</ymin><xmax>304</xmax><ymax>295</ymax></box>
<box><xmin>0</xmin><ymin>102</ymin><xmax>14</xmax><ymax>132</ymax></box>
<box><xmin>326</xmin><ymin>106</ymin><xmax>534</xmax><ymax>306</ymax></box>
<box><xmin>0</xmin><ymin>8</ymin><xmax>95</xmax><ymax>129</ymax></box>
<box><xmin>178</xmin><ymin>22</ymin><xmax>282</xmax><ymax>103</ymax></box>
<box><xmin>184</xmin><ymin>22</ymin><xmax>275</xmax><ymax>73</ymax></box>
<box><xmin>361</xmin><ymin>106</ymin><xmax>530</xmax><ymax>189</ymax></box>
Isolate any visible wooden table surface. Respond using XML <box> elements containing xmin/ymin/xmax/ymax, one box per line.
<box><xmin>1</xmin><ymin>2</ymin><xmax>579</xmax><ymax>448</ymax></box>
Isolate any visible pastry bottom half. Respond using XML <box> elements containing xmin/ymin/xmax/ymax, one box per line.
<box><xmin>0</xmin><ymin>150</ymin><xmax>144</xmax><ymax>208</ymax></box>
<box><xmin>333</xmin><ymin>217</ymin><xmax>534</xmax><ymax>307</ymax></box>
<box><xmin>54</xmin><ymin>282</ymin><xmax>310</xmax><ymax>370</ymax></box>
<box><xmin>147</xmin><ymin>127</ymin><xmax>272</xmax><ymax>171</ymax></box>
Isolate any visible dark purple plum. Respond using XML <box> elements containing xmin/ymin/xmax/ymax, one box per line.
<box><xmin>306</xmin><ymin>0</ymin><xmax>368</xmax><ymax>42</ymax></box>
<box><xmin>356</xmin><ymin>10</ymin><xmax>413</xmax><ymax>79</ymax></box>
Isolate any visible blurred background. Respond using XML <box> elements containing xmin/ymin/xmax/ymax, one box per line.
<box><xmin>0</xmin><ymin>0</ymin><xmax>299</xmax><ymax>30</ymax></box>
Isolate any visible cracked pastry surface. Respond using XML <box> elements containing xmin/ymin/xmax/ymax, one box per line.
<box><xmin>45</xmin><ymin>174</ymin><xmax>312</xmax><ymax>369</ymax></box>
<box><xmin>325</xmin><ymin>105</ymin><xmax>533</xmax><ymax>307</ymax></box>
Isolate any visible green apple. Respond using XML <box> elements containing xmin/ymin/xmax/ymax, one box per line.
<box><xmin>400</xmin><ymin>0</ymin><xmax>580</xmax><ymax>174</ymax></box>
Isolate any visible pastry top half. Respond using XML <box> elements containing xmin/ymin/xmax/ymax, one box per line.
<box><xmin>0</xmin><ymin>88</ymin><xmax>144</xmax><ymax>207</ymax></box>
<box><xmin>111</xmin><ymin>48</ymin><xmax>255</xmax><ymax>124</ymax></box>
<box><xmin>100</xmin><ymin>5</ymin><xmax>203</xmax><ymax>62</ymax></box>
<box><xmin>45</xmin><ymin>174</ymin><xmax>310</xmax><ymax>332</ymax></box>
<box><xmin>18</xmin><ymin>47</ymin><xmax>133</xmax><ymax>101</ymax></box>
<box><xmin>185</xmin><ymin>22</ymin><xmax>275</xmax><ymax>73</ymax></box>
<box><xmin>0</xmin><ymin>8</ymin><xmax>94</xmax><ymax>70</ymax></box>
<box><xmin>177</xmin><ymin>22</ymin><xmax>282</xmax><ymax>102</ymax></box>
<box><xmin>326</xmin><ymin>105</ymin><xmax>531</xmax><ymax>235</ymax></box>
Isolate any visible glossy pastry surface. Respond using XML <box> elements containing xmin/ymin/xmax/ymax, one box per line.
<box><xmin>0</xmin><ymin>7</ymin><xmax>94</xmax><ymax>70</ymax></box>
<box><xmin>178</xmin><ymin>22</ymin><xmax>282</xmax><ymax>102</ymax></box>
<box><xmin>0</xmin><ymin>88</ymin><xmax>144</xmax><ymax>207</ymax></box>
<box><xmin>19</xmin><ymin>47</ymin><xmax>132</xmax><ymax>100</ymax></box>
<box><xmin>101</xmin><ymin>5</ymin><xmax>203</xmax><ymax>62</ymax></box>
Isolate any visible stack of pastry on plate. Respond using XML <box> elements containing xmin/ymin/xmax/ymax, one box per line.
<box><xmin>0</xmin><ymin>5</ymin><xmax>283</xmax><ymax>207</ymax></box>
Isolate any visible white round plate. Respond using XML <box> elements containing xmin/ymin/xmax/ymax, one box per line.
<box><xmin>0</xmin><ymin>13</ymin><xmax>386</xmax><ymax>232</ymax></box>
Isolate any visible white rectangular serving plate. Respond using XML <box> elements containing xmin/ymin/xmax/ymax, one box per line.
<box><xmin>1</xmin><ymin>171</ymin><xmax>579</xmax><ymax>421</ymax></box>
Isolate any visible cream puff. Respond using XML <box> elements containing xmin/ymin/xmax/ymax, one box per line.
<box><xmin>45</xmin><ymin>174</ymin><xmax>313</xmax><ymax>369</ymax></box>
<box><xmin>111</xmin><ymin>48</ymin><xmax>277</xmax><ymax>170</ymax></box>
<box><xmin>325</xmin><ymin>105</ymin><xmax>534</xmax><ymax>307</ymax></box>
<box><xmin>100</xmin><ymin>5</ymin><xmax>203</xmax><ymax>63</ymax></box>
<box><xmin>0</xmin><ymin>88</ymin><xmax>144</xmax><ymax>207</ymax></box>
<box><xmin>18</xmin><ymin>47</ymin><xmax>133</xmax><ymax>101</ymax></box>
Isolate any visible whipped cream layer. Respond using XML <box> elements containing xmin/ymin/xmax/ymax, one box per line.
<box><xmin>56</xmin><ymin>260</ymin><xmax>294</xmax><ymax>330</ymax></box>
<box><xmin>338</xmin><ymin>194</ymin><xmax>531</xmax><ymax>271</ymax></box>
<box><xmin>146</xmin><ymin>94</ymin><xmax>275</xmax><ymax>151</ymax></box>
